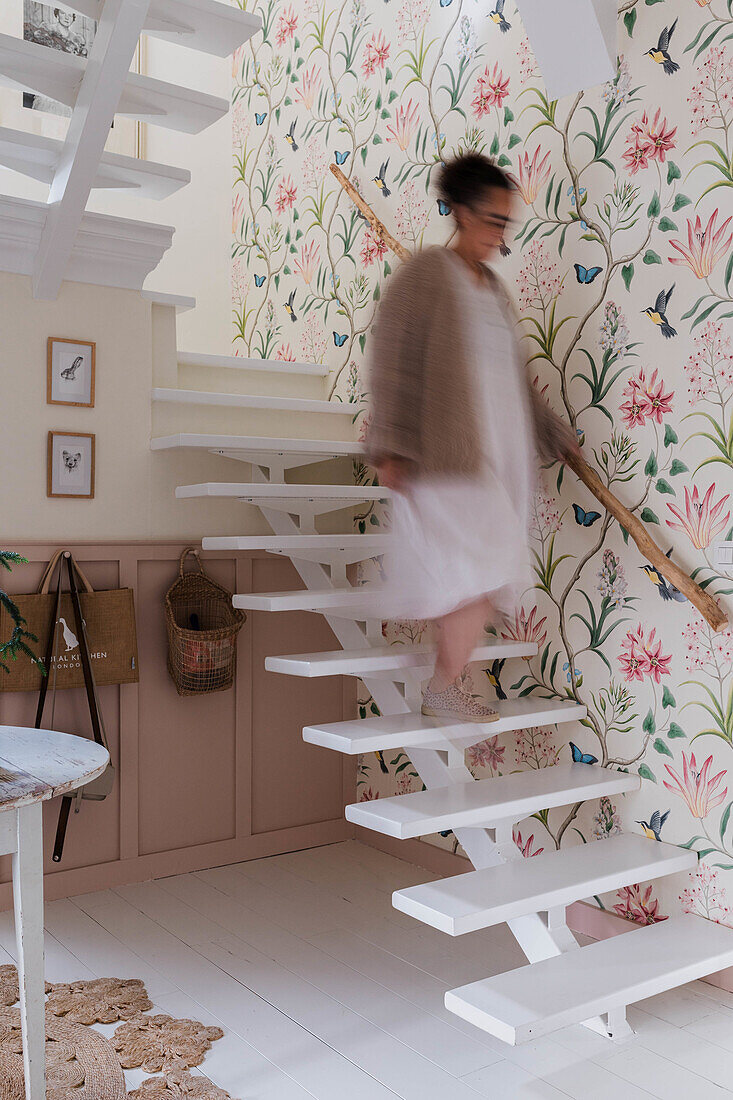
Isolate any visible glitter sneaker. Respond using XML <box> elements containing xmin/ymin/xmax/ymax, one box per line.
<box><xmin>421</xmin><ymin>683</ymin><xmax>499</xmax><ymax>723</ymax></box>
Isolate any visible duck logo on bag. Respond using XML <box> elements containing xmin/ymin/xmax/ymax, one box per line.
<box><xmin>57</xmin><ymin>617</ymin><xmax>79</xmax><ymax>652</ymax></box>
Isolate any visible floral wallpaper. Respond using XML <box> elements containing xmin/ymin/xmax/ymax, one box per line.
<box><xmin>231</xmin><ymin>0</ymin><xmax>733</xmax><ymax>928</ymax></box>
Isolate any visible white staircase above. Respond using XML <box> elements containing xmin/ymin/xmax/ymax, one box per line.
<box><xmin>152</xmin><ymin>434</ymin><xmax>363</xmax><ymax>460</ymax></box>
<box><xmin>153</xmin><ymin>387</ymin><xmax>363</xmax><ymax>416</ymax></box>
<box><xmin>178</xmin><ymin>351</ymin><xmax>329</xmax><ymax>377</ymax></box>
<box><xmin>305</xmin><ymin>699</ymin><xmax>587</xmax><ymax>755</ymax></box>
<box><xmin>393</xmin><ymin>833</ymin><xmax>696</xmax><ymax>935</ymax></box>
<box><xmin>176</xmin><ymin>483</ymin><xmax>388</xmax><ymax>504</ymax></box>
<box><xmin>232</xmin><ymin>587</ymin><xmax>385</xmax><ymax>615</ymax></box>
<box><xmin>345</xmin><ymin>762</ymin><xmax>637</xmax><ymax>839</ymax></box>
<box><xmin>203</xmin><ymin>534</ymin><xmax>389</xmax><ymax>566</ymax></box>
<box><xmin>445</xmin><ymin>914</ymin><xmax>733</xmax><ymax>1045</ymax></box>
<box><xmin>266</xmin><ymin>638</ymin><xmax>536</xmax><ymax>677</ymax></box>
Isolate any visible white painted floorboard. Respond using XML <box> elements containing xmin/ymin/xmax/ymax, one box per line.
<box><xmin>2</xmin><ymin>842</ymin><xmax>733</xmax><ymax>1097</ymax></box>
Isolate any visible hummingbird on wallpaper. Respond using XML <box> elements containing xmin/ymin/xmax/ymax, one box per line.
<box><xmin>640</xmin><ymin>548</ymin><xmax>687</xmax><ymax>603</ymax></box>
<box><xmin>374</xmin><ymin>751</ymin><xmax>389</xmax><ymax>774</ymax></box>
<box><xmin>373</xmin><ymin>160</ymin><xmax>391</xmax><ymax>198</ymax></box>
<box><xmin>646</xmin><ymin>19</ymin><xmax>680</xmax><ymax>75</ymax></box>
<box><xmin>285</xmin><ymin>120</ymin><xmax>299</xmax><ymax>151</ymax></box>
<box><xmin>489</xmin><ymin>0</ymin><xmax>511</xmax><ymax>32</ymax></box>
<box><xmin>642</xmin><ymin>285</ymin><xmax>677</xmax><ymax>338</ymax></box>
<box><xmin>485</xmin><ymin>658</ymin><xmax>507</xmax><ymax>700</ymax></box>
<box><xmin>637</xmin><ymin>810</ymin><xmax>670</xmax><ymax>842</ymax></box>
<box><xmin>284</xmin><ymin>290</ymin><xmax>297</xmax><ymax>322</ymax></box>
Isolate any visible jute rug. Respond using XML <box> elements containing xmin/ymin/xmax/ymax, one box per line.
<box><xmin>0</xmin><ymin>969</ymin><xmax>235</xmax><ymax>1100</ymax></box>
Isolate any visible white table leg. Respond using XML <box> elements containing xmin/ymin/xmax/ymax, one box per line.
<box><xmin>13</xmin><ymin>803</ymin><xmax>46</xmax><ymax>1100</ymax></box>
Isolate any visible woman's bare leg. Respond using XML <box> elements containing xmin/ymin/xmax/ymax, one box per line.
<box><xmin>429</xmin><ymin>596</ymin><xmax>493</xmax><ymax>692</ymax></box>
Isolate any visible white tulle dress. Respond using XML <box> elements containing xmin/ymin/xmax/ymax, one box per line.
<box><xmin>383</xmin><ymin>252</ymin><xmax>536</xmax><ymax>621</ymax></box>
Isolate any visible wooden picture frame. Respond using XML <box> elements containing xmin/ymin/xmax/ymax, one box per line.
<box><xmin>47</xmin><ymin>431</ymin><xmax>96</xmax><ymax>499</ymax></box>
<box><xmin>47</xmin><ymin>337</ymin><xmax>96</xmax><ymax>408</ymax></box>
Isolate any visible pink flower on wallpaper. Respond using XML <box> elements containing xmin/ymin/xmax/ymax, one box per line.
<box><xmin>619</xmin><ymin>369</ymin><xmax>674</xmax><ymax>428</ymax></box>
<box><xmin>518</xmin><ymin>35</ymin><xmax>538</xmax><ymax>85</ymax></box>
<box><xmin>530</xmin><ymin>483</ymin><xmax>563</xmax><ymax>539</ymax></box>
<box><xmin>467</xmin><ymin>736</ymin><xmax>505</xmax><ymax>772</ymax></box>
<box><xmin>621</xmin><ymin>139</ymin><xmax>651</xmax><ymax>175</ymax></box>
<box><xmin>613</xmin><ymin>883</ymin><xmax>668</xmax><ymax>925</ymax></box>
<box><xmin>663</xmin><ymin>751</ymin><xmax>728</xmax><ymax>819</ymax></box>
<box><xmin>643</xmin><ymin>370</ymin><xmax>675</xmax><ymax>424</ymax></box>
<box><xmin>359</xmin><ymin>786</ymin><xmax>380</xmax><ymax>802</ymax></box>
<box><xmin>232</xmin><ymin>193</ymin><xmax>245</xmax><ymax>238</ymax></box>
<box><xmin>516</xmin><ymin>240</ymin><xmax>564</xmax><ymax>311</ymax></box>
<box><xmin>395</xmin><ymin>0</ymin><xmax>430</xmax><ymax>45</ymax></box>
<box><xmin>295</xmin><ymin>65</ymin><xmax>322</xmax><ymax>111</ymax></box>
<box><xmin>515</xmin><ymin>727</ymin><xmax>559</xmax><ymax>769</ymax></box>
<box><xmin>618</xmin><ymin>624</ymin><xmax>671</xmax><ymax>684</ymax></box>
<box><xmin>512</xmin><ymin>828</ymin><xmax>544</xmax><ymax>858</ymax></box>
<box><xmin>394</xmin><ymin>181</ymin><xmax>430</xmax><ymax>243</ymax></box>
<box><xmin>275</xmin><ymin>344</ymin><xmax>296</xmax><ymax>361</ymax></box>
<box><xmin>669</xmin><ymin>209</ymin><xmax>733</xmax><ymax>279</ymax></box>
<box><xmin>275</xmin><ymin>176</ymin><xmax>297</xmax><ymax>214</ymax></box>
<box><xmin>386</xmin><ymin>99</ymin><xmax>420</xmax><ymax>152</ymax></box>
<box><xmin>362</xmin><ymin>30</ymin><xmax>390</xmax><ymax>77</ymax></box>
<box><xmin>360</xmin><ymin>228</ymin><xmax>388</xmax><ymax>266</ymax></box>
<box><xmin>685</xmin><ymin>322</ymin><xmax>733</xmax><ymax>406</ymax></box>
<box><xmin>630</xmin><ymin>108</ymin><xmax>678</xmax><ymax>163</ymax></box>
<box><xmin>666</xmin><ymin>483</ymin><xmax>731</xmax><ymax>549</ymax></box>
<box><xmin>300</xmin><ymin>313</ymin><xmax>328</xmax><ymax>364</ymax></box>
<box><xmin>472</xmin><ymin>63</ymin><xmax>509</xmax><ymax>117</ymax></box>
<box><xmin>689</xmin><ymin>46</ymin><xmax>733</xmax><ymax>135</ymax></box>
<box><xmin>680</xmin><ymin>862</ymin><xmax>732</xmax><ymax>925</ymax></box>
<box><xmin>511</xmin><ymin>147</ymin><xmax>551</xmax><ymax>205</ymax></box>
<box><xmin>294</xmin><ymin>239</ymin><xmax>320</xmax><ymax>284</ymax></box>
<box><xmin>682</xmin><ymin>612</ymin><xmax>733</xmax><ymax>676</ymax></box>
<box><xmin>501</xmin><ymin>606</ymin><xmax>548</xmax><ymax>652</ymax></box>
<box><xmin>275</xmin><ymin>5</ymin><xmax>297</xmax><ymax>46</ymax></box>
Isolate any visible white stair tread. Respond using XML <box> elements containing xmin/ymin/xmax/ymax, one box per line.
<box><xmin>0</xmin><ymin>126</ymin><xmax>189</xmax><ymax>199</ymax></box>
<box><xmin>152</xmin><ymin>434</ymin><xmax>363</xmax><ymax>457</ymax></box>
<box><xmin>153</xmin><ymin>387</ymin><xmax>363</xmax><ymax>415</ymax></box>
<box><xmin>232</xmin><ymin>587</ymin><xmax>384</xmax><ymax>612</ymax></box>
<box><xmin>176</xmin><ymin>483</ymin><xmax>388</xmax><ymax>502</ymax></box>
<box><xmin>203</xmin><ymin>534</ymin><xmax>389</xmax><ymax>552</ymax></box>
<box><xmin>68</xmin><ymin>0</ymin><xmax>262</xmax><ymax>57</ymax></box>
<box><xmin>141</xmin><ymin>290</ymin><xmax>196</xmax><ymax>312</ymax></box>
<box><xmin>445</xmin><ymin>914</ymin><xmax>733</xmax><ymax>1045</ymax></box>
<box><xmin>306</xmin><ymin>699</ymin><xmax>587</xmax><ymax>757</ymax></box>
<box><xmin>0</xmin><ymin>33</ymin><xmax>229</xmax><ymax>134</ymax></box>
<box><xmin>178</xmin><ymin>351</ymin><xmax>328</xmax><ymax>377</ymax></box>
<box><xmin>345</xmin><ymin>761</ymin><xmax>636</xmax><ymax>839</ymax></box>
<box><xmin>266</xmin><ymin>639</ymin><xmax>536</xmax><ymax>677</ymax></box>
<box><xmin>394</xmin><ymin>833</ymin><xmax>696</xmax><ymax>935</ymax></box>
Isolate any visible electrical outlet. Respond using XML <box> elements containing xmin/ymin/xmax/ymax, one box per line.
<box><xmin>715</xmin><ymin>542</ymin><xmax>733</xmax><ymax>570</ymax></box>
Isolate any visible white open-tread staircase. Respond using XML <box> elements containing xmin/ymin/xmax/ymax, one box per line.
<box><xmin>156</xmin><ymin>328</ymin><xmax>733</xmax><ymax>1051</ymax></box>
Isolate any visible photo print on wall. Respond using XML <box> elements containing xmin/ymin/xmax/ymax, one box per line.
<box><xmin>47</xmin><ymin>337</ymin><xmax>95</xmax><ymax>407</ymax></box>
<box><xmin>47</xmin><ymin>431</ymin><xmax>95</xmax><ymax>499</ymax></box>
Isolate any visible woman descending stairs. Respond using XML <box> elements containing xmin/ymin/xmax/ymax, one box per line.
<box><xmin>155</xmin><ymin>341</ymin><xmax>733</xmax><ymax>1049</ymax></box>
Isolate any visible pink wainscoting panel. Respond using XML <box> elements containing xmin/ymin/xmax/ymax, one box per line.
<box><xmin>0</xmin><ymin>541</ymin><xmax>356</xmax><ymax>907</ymax></box>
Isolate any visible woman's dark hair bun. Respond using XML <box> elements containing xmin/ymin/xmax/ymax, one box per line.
<box><xmin>437</xmin><ymin>152</ymin><xmax>514</xmax><ymax>208</ymax></box>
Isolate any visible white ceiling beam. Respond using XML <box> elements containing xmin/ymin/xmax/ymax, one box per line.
<box><xmin>515</xmin><ymin>0</ymin><xmax>616</xmax><ymax>99</ymax></box>
<box><xmin>32</xmin><ymin>0</ymin><xmax>152</xmax><ymax>300</ymax></box>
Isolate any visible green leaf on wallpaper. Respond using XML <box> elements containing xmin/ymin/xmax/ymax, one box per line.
<box><xmin>664</xmin><ymin>423</ymin><xmax>678</xmax><ymax>446</ymax></box>
<box><xmin>373</xmin><ymin>135</ymin><xmax>382</xmax><ymax>145</ymax></box>
<box><xmin>623</xmin><ymin>8</ymin><xmax>636</xmax><ymax>35</ymax></box>
<box><xmin>670</xmin><ymin>458</ymin><xmax>689</xmax><ymax>475</ymax></box>
<box><xmin>385</xmin><ymin>67</ymin><xmax>393</xmax><ymax>82</ymax></box>
<box><xmin>274</xmin><ymin>275</ymin><xmax>280</xmax><ymax>290</ymax></box>
<box><xmin>620</xmin><ymin>526</ymin><xmax>630</xmax><ymax>544</ymax></box>
<box><xmin>643</xmin><ymin>249</ymin><xmax>662</xmax><ymax>265</ymax></box>
<box><xmin>295</xmin><ymin>229</ymin><xmax>303</xmax><ymax>240</ymax></box>
<box><xmin>643</xmin><ymin>709</ymin><xmax>656</xmax><ymax>736</ymax></box>
<box><xmin>557</xmin><ymin>464</ymin><xmax>564</xmax><ymax>494</ymax></box>
<box><xmin>647</xmin><ymin>191</ymin><xmax>661</xmax><ymax>218</ymax></box>
<box><xmin>658</xmin><ymin>217</ymin><xmax>677</xmax><ymax>232</ymax></box>
<box><xmin>359</xmin><ymin>334</ymin><xmax>366</xmax><ymax>353</ymax></box>
<box><xmin>361</xmin><ymin>147</ymin><xmax>367</xmax><ymax>165</ymax></box>
<box><xmin>388</xmin><ymin>90</ymin><xmax>398</xmax><ymax>103</ymax></box>
<box><xmin>294</xmin><ymin>37</ymin><xmax>300</xmax><ymax>49</ymax></box>
<box><xmin>289</xmin><ymin>244</ymin><xmax>296</xmax><ymax>254</ymax></box>
<box><xmin>646</xmin><ymin>0</ymin><xmax>665</xmax><ymax>4</ymax></box>
<box><xmin>645</xmin><ymin>451</ymin><xmax>658</xmax><ymax>477</ymax></box>
<box><xmin>668</xmin><ymin>722</ymin><xmax>686</xmax><ymax>738</ymax></box>
<box><xmin>622</xmin><ymin>263</ymin><xmax>634</xmax><ymax>290</ymax></box>
<box><xmin>375</xmin><ymin>92</ymin><xmax>382</xmax><ymax>110</ymax></box>
<box><xmin>667</xmin><ymin>161</ymin><xmax>682</xmax><ymax>183</ymax></box>
<box><xmin>638</xmin><ymin>763</ymin><xmax>656</xmax><ymax>783</ymax></box>
<box><xmin>673</xmin><ymin>194</ymin><xmax>692</xmax><ymax>211</ymax></box>
<box><xmin>504</xmin><ymin>106</ymin><xmax>514</xmax><ymax>125</ymax></box>
<box><xmin>373</xmin><ymin>283</ymin><xmax>380</xmax><ymax>301</ymax></box>
<box><xmin>490</xmin><ymin>134</ymin><xmax>499</xmax><ymax>156</ymax></box>
<box><xmin>508</xmin><ymin>134</ymin><xmax>522</xmax><ymax>149</ymax></box>
<box><xmin>370</xmin><ymin>701</ymin><xmax>380</xmax><ymax>715</ymax></box>
<box><xmin>370</xmin><ymin>514</ymin><xmax>380</xmax><ymax>525</ymax></box>
<box><xmin>662</xmin><ymin>686</ymin><xmax>676</xmax><ymax>709</ymax></box>
<box><xmin>720</xmin><ymin>801</ymin><xmax>732</xmax><ymax>842</ymax></box>
<box><xmin>275</xmin><ymin>106</ymin><xmax>281</xmax><ymax>122</ymax></box>
<box><xmin>384</xmin><ymin>260</ymin><xmax>391</xmax><ymax>276</ymax></box>
<box><xmin>283</xmin><ymin>265</ymin><xmax>291</xmax><ymax>275</ymax></box>
<box><xmin>654</xmin><ymin>738</ymin><xmax>673</xmax><ymax>757</ymax></box>
<box><xmin>656</xmin><ymin>478</ymin><xmax>675</xmax><ymax>495</ymax></box>
<box><xmin>497</xmin><ymin>154</ymin><xmax>511</xmax><ymax>167</ymax></box>
<box><xmin>640</xmin><ymin>507</ymin><xmax>660</xmax><ymax>524</ymax></box>
<box><xmin>284</xmin><ymin>97</ymin><xmax>292</xmax><ymax>106</ymax></box>
<box><xmin>381</xmin><ymin>109</ymin><xmax>389</xmax><ymax>119</ymax></box>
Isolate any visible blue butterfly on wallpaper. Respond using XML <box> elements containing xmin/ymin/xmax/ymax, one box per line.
<box><xmin>333</xmin><ymin>332</ymin><xmax>348</xmax><ymax>347</ymax></box>
<box><xmin>334</xmin><ymin>150</ymin><xmax>350</xmax><ymax>166</ymax></box>
<box><xmin>574</xmin><ymin>263</ymin><xmax>602</xmax><ymax>284</ymax></box>
<box><xmin>573</xmin><ymin>503</ymin><xmax>601</xmax><ymax>527</ymax></box>
<box><xmin>570</xmin><ymin>742</ymin><xmax>598</xmax><ymax>765</ymax></box>
<box><xmin>255</xmin><ymin>112</ymin><xmax>267</xmax><ymax>126</ymax></box>
<box><xmin>439</xmin><ymin>0</ymin><xmax>453</xmax><ymax>7</ymax></box>
<box><xmin>437</xmin><ymin>199</ymin><xmax>451</xmax><ymax>216</ymax></box>
<box><xmin>254</xmin><ymin>274</ymin><xmax>265</xmax><ymax>288</ymax></box>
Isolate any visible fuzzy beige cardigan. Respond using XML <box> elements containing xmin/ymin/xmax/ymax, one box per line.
<box><xmin>366</xmin><ymin>246</ymin><xmax>570</xmax><ymax>475</ymax></box>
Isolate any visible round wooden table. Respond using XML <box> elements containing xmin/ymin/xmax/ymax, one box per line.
<box><xmin>0</xmin><ymin>726</ymin><xmax>109</xmax><ymax>1100</ymax></box>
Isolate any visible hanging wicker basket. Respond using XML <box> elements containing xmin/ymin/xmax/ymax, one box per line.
<box><xmin>165</xmin><ymin>548</ymin><xmax>246</xmax><ymax>696</ymax></box>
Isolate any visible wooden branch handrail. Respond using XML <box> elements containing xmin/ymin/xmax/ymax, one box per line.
<box><xmin>329</xmin><ymin>163</ymin><xmax>730</xmax><ymax>633</ymax></box>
